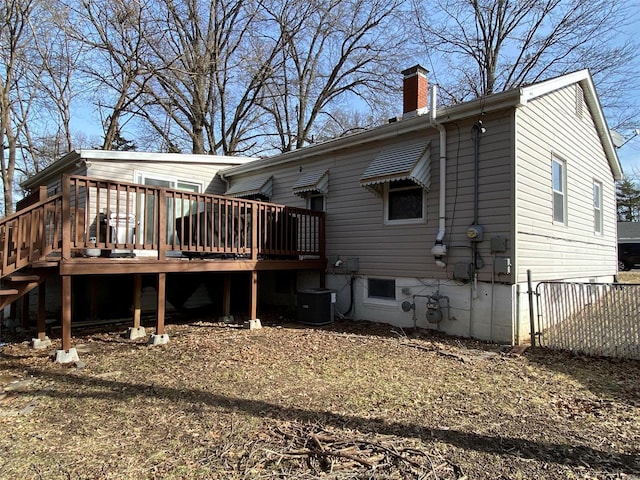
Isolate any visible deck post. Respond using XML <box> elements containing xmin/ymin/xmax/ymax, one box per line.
<box><xmin>250</xmin><ymin>271</ymin><xmax>257</xmax><ymax>319</ymax></box>
<box><xmin>21</xmin><ymin>293</ymin><xmax>30</xmax><ymax>329</ymax></box>
<box><xmin>89</xmin><ymin>277</ymin><xmax>98</xmax><ymax>323</ymax></box>
<box><xmin>319</xmin><ymin>213</ymin><xmax>326</xmax><ymax>289</ymax></box>
<box><xmin>127</xmin><ymin>274</ymin><xmax>146</xmax><ymax>340</ymax></box>
<box><xmin>218</xmin><ymin>273</ymin><xmax>233</xmax><ymax>323</ymax></box>
<box><xmin>61</xmin><ymin>275</ymin><xmax>72</xmax><ymax>350</ymax></box>
<box><xmin>158</xmin><ymin>189</ymin><xmax>167</xmax><ymax>261</ymax></box>
<box><xmin>61</xmin><ymin>175</ymin><xmax>71</xmax><ymax>261</ymax></box>
<box><xmin>148</xmin><ymin>273</ymin><xmax>169</xmax><ymax>345</ymax></box>
<box><xmin>251</xmin><ymin>204</ymin><xmax>258</xmax><ymax>260</ymax></box>
<box><xmin>243</xmin><ymin>270</ymin><xmax>261</xmax><ymax>330</ymax></box>
<box><xmin>37</xmin><ymin>282</ymin><xmax>46</xmax><ymax>340</ymax></box>
<box><xmin>133</xmin><ymin>274</ymin><xmax>142</xmax><ymax>328</ymax></box>
<box><xmin>54</xmin><ymin>275</ymin><xmax>79</xmax><ymax>363</ymax></box>
<box><xmin>31</xmin><ymin>281</ymin><xmax>52</xmax><ymax>349</ymax></box>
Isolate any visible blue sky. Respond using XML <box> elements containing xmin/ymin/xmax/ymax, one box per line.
<box><xmin>618</xmin><ymin>136</ymin><xmax>640</xmax><ymax>177</ymax></box>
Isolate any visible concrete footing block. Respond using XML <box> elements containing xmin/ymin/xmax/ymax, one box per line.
<box><xmin>219</xmin><ymin>315</ymin><xmax>235</xmax><ymax>324</ymax></box>
<box><xmin>127</xmin><ymin>326</ymin><xmax>146</xmax><ymax>340</ymax></box>
<box><xmin>243</xmin><ymin>319</ymin><xmax>262</xmax><ymax>330</ymax></box>
<box><xmin>148</xmin><ymin>334</ymin><xmax>170</xmax><ymax>346</ymax></box>
<box><xmin>31</xmin><ymin>337</ymin><xmax>52</xmax><ymax>349</ymax></box>
<box><xmin>54</xmin><ymin>348</ymin><xmax>80</xmax><ymax>364</ymax></box>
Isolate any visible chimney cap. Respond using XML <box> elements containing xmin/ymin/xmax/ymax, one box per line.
<box><xmin>401</xmin><ymin>64</ymin><xmax>429</xmax><ymax>77</ymax></box>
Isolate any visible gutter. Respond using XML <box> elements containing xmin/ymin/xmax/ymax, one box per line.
<box><xmin>429</xmin><ymin>85</ymin><xmax>448</xmax><ymax>268</ymax></box>
<box><xmin>222</xmin><ymin>89</ymin><xmax>520</xmax><ymax>178</ymax></box>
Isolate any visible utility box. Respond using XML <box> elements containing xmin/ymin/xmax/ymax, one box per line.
<box><xmin>297</xmin><ymin>288</ymin><xmax>336</xmax><ymax>325</ymax></box>
<box><xmin>494</xmin><ymin>257</ymin><xmax>512</xmax><ymax>275</ymax></box>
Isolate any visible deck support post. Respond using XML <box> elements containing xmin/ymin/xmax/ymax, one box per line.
<box><xmin>244</xmin><ymin>270</ymin><xmax>261</xmax><ymax>330</ymax></box>
<box><xmin>89</xmin><ymin>277</ymin><xmax>98</xmax><ymax>323</ymax></box>
<box><xmin>21</xmin><ymin>292</ymin><xmax>30</xmax><ymax>329</ymax></box>
<box><xmin>61</xmin><ymin>275</ymin><xmax>72</xmax><ymax>350</ymax></box>
<box><xmin>31</xmin><ymin>282</ymin><xmax>51</xmax><ymax>349</ymax></box>
<box><xmin>250</xmin><ymin>270</ymin><xmax>257</xmax><ymax>320</ymax></box>
<box><xmin>149</xmin><ymin>273</ymin><xmax>169</xmax><ymax>345</ymax></box>
<box><xmin>9</xmin><ymin>303</ymin><xmax>17</xmax><ymax>328</ymax></box>
<box><xmin>54</xmin><ymin>275</ymin><xmax>79</xmax><ymax>363</ymax></box>
<box><xmin>128</xmin><ymin>274</ymin><xmax>146</xmax><ymax>340</ymax></box>
<box><xmin>38</xmin><ymin>282</ymin><xmax>46</xmax><ymax>339</ymax></box>
<box><xmin>219</xmin><ymin>273</ymin><xmax>233</xmax><ymax>323</ymax></box>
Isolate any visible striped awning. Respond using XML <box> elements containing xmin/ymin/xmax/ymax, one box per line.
<box><xmin>360</xmin><ymin>142</ymin><xmax>431</xmax><ymax>196</ymax></box>
<box><xmin>225</xmin><ymin>175</ymin><xmax>273</xmax><ymax>199</ymax></box>
<box><xmin>293</xmin><ymin>170</ymin><xmax>329</xmax><ymax>196</ymax></box>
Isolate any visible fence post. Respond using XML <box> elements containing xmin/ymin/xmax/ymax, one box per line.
<box><xmin>527</xmin><ymin>269</ymin><xmax>536</xmax><ymax>347</ymax></box>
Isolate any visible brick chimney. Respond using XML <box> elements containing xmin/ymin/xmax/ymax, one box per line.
<box><xmin>402</xmin><ymin>65</ymin><xmax>429</xmax><ymax>117</ymax></box>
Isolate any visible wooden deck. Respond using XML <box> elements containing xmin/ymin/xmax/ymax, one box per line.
<box><xmin>1</xmin><ymin>175</ymin><xmax>326</xmax><ymax>352</ymax></box>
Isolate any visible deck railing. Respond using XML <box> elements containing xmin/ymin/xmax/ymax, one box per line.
<box><xmin>1</xmin><ymin>175</ymin><xmax>325</xmax><ymax>277</ymax></box>
<box><xmin>0</xmin><ymin>194</ymin><xmax>63</xmax><ymax>278</ymax></box>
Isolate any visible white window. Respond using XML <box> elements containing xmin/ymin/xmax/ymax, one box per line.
<box><xmin>384</xmin><ymin>180</ymin><xmax>425</xmax><ymax>224</ymax></box>
<box><xmin>552</xmin><ymin>157</ymin><xmax>566</xmax><ymax>224</ymax></box>
<box><xmin>593</xmin><ymin>181</ymin><xmax>602</xmax><ymax>234</ymax></box>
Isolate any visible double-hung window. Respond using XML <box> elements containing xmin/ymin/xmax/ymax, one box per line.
<box><xmin>552</xmin><ymin>157</ymin><xmax>566</xmax><ymax>224</ymax></box>
<box><xmin>593</xmin><ymin>181</ymin><xmax>603</xmax><ymax>234</ymax></box>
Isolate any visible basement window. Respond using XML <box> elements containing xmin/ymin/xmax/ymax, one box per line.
<box><xmin>367</xmin><ymin>278</ymin><xmax>396</xmax><ymax>300</ymax></box>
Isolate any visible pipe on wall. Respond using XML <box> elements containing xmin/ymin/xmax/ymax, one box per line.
<box><xmin>429</xmin><ymin>85</ymin><xmax>447</xmax><ymax>268</ymax></box>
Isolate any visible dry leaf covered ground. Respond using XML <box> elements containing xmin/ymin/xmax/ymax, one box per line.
<box><xmin>0</xmin><ymin>274</ymin><xmax>638</xmax><ymax>479</ymax></box>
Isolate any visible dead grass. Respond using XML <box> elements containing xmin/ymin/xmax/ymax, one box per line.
<box><xmin>1</xmin><ymin>318</ymin><xmax>639</xmax><ymax>479</ymax></box>
<box><xmin>618</xmin><ymin>271</ymin><xmax>640</xmax><ymax>283</ymax></box>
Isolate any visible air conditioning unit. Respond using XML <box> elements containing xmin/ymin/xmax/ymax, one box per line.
<box><xmin>296</xmin><ymin>288</ymin><xmax>336</xmax><ymax>326</ymax></box>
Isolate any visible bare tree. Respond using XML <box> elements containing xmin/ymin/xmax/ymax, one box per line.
<box><xmin>60</xmin><ymin>0</ymin><xmax>156</xmax><ymax>150</ymax></box>
<box><xmin>413</xmin><ymin>0</ymin><xmax>638</xmax><ymax>112</ymax></box>
<box><xmin>0</xmin><ymin>0</ymin><xmax>38</xmax><ymax>214</ymax></box>
<box><xmin>134</xmin><ymin>0</ymin><xmax>284</xmax><ymax>155</ymax></box>
<box><xmin>259</xmin><ymin>0</ymin><xmax>409</xmax><ymax>152</ymax></box>
<box><xmin>22</xmin><ymin>4</ymin><xmax>82</xmax><ymax>169</ymax></box>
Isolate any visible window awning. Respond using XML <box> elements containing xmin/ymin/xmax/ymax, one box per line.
<box><xmin>292</xmin><ymin>170</ymin><xmax>329</xmax><ymax>197</ymax></box>
<box><xmin>360</xmin><ymin>142</ymin><xmax>431</xmax><ymax>196</ymax></box>
<box><xmin>224</xmin><ymin>175</ymin><xmax>273</xmax><ymax>198</ymax></box>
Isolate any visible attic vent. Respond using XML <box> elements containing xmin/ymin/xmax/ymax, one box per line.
<box><xmin>575</xmin><ymin>84</ymin><xmax>584</xmax><ymax>119</ymax></box>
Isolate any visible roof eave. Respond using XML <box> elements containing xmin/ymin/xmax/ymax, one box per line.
<box><xmin>519</xmin><ymin>70</ymin><xmax>623</xmax><ymax>181</ymax></box>
<box><xmin>22</xmin><ymin>149</ymin><xmax>259</xmax><ymax>191</ymax></box>
<box><xmin>223</xmin><ymin>91</ymin><xmax>521</xmax><ymax>178</ymax></box>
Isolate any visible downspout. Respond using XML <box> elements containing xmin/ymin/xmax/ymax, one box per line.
<box><xmin>429</xmin><ymin>85</ymin><xmax>447</xmax><ymax>267</ymax></box>
<box><xmin>218</xmin><ymin>169</ymin><xmax>231</xmax><ymax>194</ymax></box>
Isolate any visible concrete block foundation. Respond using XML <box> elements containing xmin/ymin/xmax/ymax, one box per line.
<box><xmin>31</xmin><ymin>337</ymin><xmax>52</xmax><ymax>349</ymax></box>
<box><xmin>54</xmin><ymin>348</ymin><xmax>80</xmax><ymax>364</ymax></box>
<box><xmin>126</xmin><ymin>327</ymin><xmax>146</xmax><ymax>340</ymax></box>
<box><xmin>244</xmin><ymin>319</ymin><xmax>262</xmax><ymax>330</ymax></box>
<box><xmin>148</xmin><ymin>334</ymin><xmax>170</xmax><ymax>346</ymax></box>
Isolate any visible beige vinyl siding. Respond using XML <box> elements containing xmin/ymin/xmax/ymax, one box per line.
<box><xmin>87</xmin><ymin>160</ymin><xmax>230</xmax><ymax>195</ymax></box>
<box><xmin>515</xmin><ymin>85</ymin><xmax>617</xmax><ymax>282</ymax></box>
<box><xmin>228</xmin><ymin>112</ymin><xmax>515</xmax><ymax>281</ymax></box>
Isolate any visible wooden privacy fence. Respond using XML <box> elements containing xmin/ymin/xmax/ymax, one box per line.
<box><xmin>535</xmin><ymin>281</ymin><xmax>640</xmax><ymax>360</ymax></box>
